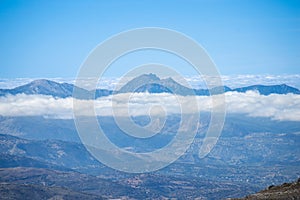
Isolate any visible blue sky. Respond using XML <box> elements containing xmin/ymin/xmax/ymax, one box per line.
<box><xmin>0</xmin><ymin>0</ymin><xmax>299</xmax><ymax>78</ymax></box>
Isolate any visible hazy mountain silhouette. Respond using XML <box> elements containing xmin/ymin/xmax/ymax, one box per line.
<box><xmin>0</xmin><ymin>74</ymin><xmax>299</xmax><ymax>98</ymax></box>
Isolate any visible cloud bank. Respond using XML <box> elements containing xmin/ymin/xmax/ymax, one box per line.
<box><xmin>0</xmin><ymin>92</ymin><xmax>300</xmax><ymax>121</ymax></box>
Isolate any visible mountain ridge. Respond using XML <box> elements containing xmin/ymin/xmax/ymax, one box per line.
<box><xmin>0</xmin><ymin>74</ymin><xmax>299</xmax><ymax>98</ymax></box>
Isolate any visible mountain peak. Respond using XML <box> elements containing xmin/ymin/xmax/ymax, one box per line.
<box><xmin>137</xmin><ymin>73</ymin><xmax>160</xmax><ymax>81</ymax></box>
<box><xmin>19</xmin><ymin>79</ymin><xmax>66</xmax><ymax>89</ymax></box>
<box><xmin>118</xmin><ymin>73</ymin><xmax>195</xmax><ymax>95</ymax></box>
<box><xmin>30</xmin><ymin>79</ymin><xmax>54</xmax><ymax>84</ymax></box>
<box><xmin>118</xmin><ymin>73</ymin><xmax>160</xmax><ymax>93</ymax></box>
<box><xmin>233</xmin><ymin>84</ymin><xmax>300</xmax><ymax>95</ymax></box>
<box><xmin>161</xmin><ymin>77</ymin><xmax>177</xmax><ymax>83</ymax></box>
<box><xmin>11</xmin><ymin>79</ymin><xmax>73</xmax><ymax>97</ymax></box>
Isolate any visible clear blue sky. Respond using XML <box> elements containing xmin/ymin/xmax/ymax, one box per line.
<box><xmin>0</xmin><ymin>0</ymin><xmax>299</xmax><ymax>78</ymax></box>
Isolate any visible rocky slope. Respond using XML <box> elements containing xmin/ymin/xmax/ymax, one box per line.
<box><xmin>231</xmin><ymin>178</ymin><xmax>300</xmax><ymax>200</ymax></box>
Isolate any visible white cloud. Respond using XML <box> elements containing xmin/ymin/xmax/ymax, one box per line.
<box><xmin>224</xmin><ymin>91</ymin><xmax>300</xmax><ymax>121</ymax></box>
<box><xmin>0</xmin><ymin>92</ymin><xmax>300</xmax><ymax>121</ymax></box>
<box><xmin>0</xmin><ymin>94</ymin><xmax>73</xmax><ymax>119</ymax></box>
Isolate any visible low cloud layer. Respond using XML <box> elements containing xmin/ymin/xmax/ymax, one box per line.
<box><xmin>0</xmin><ymin>92</ymin><xmax>300</xmax><ymax>121</ymax></box>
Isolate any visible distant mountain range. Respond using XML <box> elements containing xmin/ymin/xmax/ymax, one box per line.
<box><xmin>0</xmin><ymin>74</ymin><xmax>299</xmax><ymax>98</ymax></box>
<box><xmin>1</xmin><ymin>116</ymin><xmax>299</xmax><ymax>199</ymax></box>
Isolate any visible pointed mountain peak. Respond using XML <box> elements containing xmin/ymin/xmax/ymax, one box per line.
<box><xmin>279</xmin><ymin>83</ymin><xmax>289</xmax><ymax>88</ymax></box>
<box><xmin>117</xmin><ymin>74</ymin><xmax>194</xmax><ymax>95</ymax></box>
<box><xmin>118</xmin><ymin>73</ymin><xmax>161</xmax><ymax>93</ymax></box>
<box><xmin>135</xmin><ymin>73</ymin><xmax>160</xmax><ymax>81</ymax></box>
